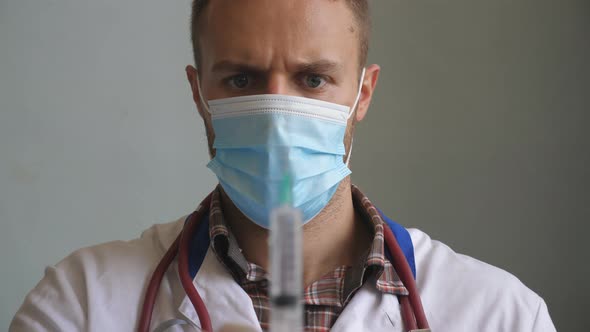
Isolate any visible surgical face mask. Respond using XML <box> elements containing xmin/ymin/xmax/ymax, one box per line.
<box><xmin>197</xmin><ymin>69</ymin><xmax>365</xmax><ymax>228</ymax></box>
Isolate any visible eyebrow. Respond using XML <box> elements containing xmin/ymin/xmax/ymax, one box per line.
<box><xmin>295</xmin><ymin>60</ymin><xmax>342</xmax><ymax>74</ymax></box>
<box><xmin>210</xmin><ymin>59</ymin><xmax>343</xmax><ymax>74</ymax></box>
<box><xmin>211</xmin><ymin>60</ymin><xmax>262</xmax><ymax>73</ymax></box>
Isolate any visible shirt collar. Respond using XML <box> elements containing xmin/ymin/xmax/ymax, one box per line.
<box><xmin>207</xmin><ymin>184</ymin><xmax>408</xmax><ymax>307</ymax></box>
<box><xmin>209</xmin><ymin>187</ymin><xmax>262</xmax><ymax>281</ymax></box>
<box><xmin>352</xmin><ymin>185</ymin><xmax>409</xmax><ymax>296</ymax></box>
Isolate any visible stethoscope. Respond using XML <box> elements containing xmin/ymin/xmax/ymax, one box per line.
<box><xmin>138</xmin><ymin>193</ymin><xmax>430</xmax><ymax>332</ymax></box>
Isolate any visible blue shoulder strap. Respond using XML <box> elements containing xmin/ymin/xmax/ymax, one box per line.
<box><xmin>378</xmin><ymin>209</ymin><xmax>417</xmax><ymax>279</ymax></box>
<box><xmin>188</xmin><ymin>214</ymin><xmax>211</xmax><ymax>279</ymax></box>
<box><xmin>187</xmin><ymin>210</ymin><xmax>417</xmax><ymax>280</ymax></box>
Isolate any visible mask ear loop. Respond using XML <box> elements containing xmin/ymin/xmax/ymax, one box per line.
<box><xmin>195</xmin><ymin>72</ymin><xmax>212</xmax><ymax>114</ymax></box>
<box><xmin>345</xmin><ymin>67</ymin><xmax>366</xmax><ymax>166</ymax></box>
<box><xmin>345</xmin><ymin>138</ymin><xmax>354</xmax><ymax>166</ymax></box>
<box><xmin>347</xmin><ymin>67</ymin><xmax>366</xmax><ymax>120</ymax></box>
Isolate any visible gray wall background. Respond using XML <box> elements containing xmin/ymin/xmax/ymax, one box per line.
<box><xmin>1</xmin><ymin>0</ymin><xmax>588</xmax><ymax>330</ymax></box>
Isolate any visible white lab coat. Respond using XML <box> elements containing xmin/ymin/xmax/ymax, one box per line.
<box><xmin>10</xmin><ymin>216</ymin><xmax>556</xmax><ymax>331</ymax></box>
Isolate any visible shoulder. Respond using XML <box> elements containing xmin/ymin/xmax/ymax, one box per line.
<box><xmin>56</xmin><ymin>216</ymin><xmax>184</xmax><ymax>274</ymax></box>
<box><xmin>408</xmin><ymin>228</ymin><xmax>555</xmax><ymax>331</ymax></box>
<box><xmin>10</xmin><ymin>217</ymin><xmax>186</xmax><ymax>332</ymax></box>
<box><xmin>409</xmin><ymin>228</ymin><xmax>524</xmax><ymax>288</ymax></box>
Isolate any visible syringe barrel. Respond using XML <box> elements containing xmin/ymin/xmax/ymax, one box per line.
<box><xmin>269</xmin><ymin>205</ymin><xmax>303</xmax><ymax>331</ymax></box>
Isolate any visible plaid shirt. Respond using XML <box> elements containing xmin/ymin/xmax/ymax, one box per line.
<box><xmin>208</xmin><ymin>185</ymin><xmax>408</xmax><ymax>331</ymax></box>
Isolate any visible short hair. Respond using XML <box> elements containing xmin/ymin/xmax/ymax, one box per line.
<box><xmin>190</xmin><ymin>0</ymin><xmax>371</xmax><ymax>69</ymax></box>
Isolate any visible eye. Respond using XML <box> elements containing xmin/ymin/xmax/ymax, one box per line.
<box><xmin>228</xmin><ymin>74</ymin><xmax>250</xmax><ymax>89</ymax></box>
<box><xmin>304</xmin><ymin>74</ymin><xmax>327</xmax><ymax>89</ymax></box>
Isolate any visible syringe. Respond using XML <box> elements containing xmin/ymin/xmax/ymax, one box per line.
<box><xmin>269</xmin><ymin>175</ymin><xmax>303</xmax><ymax>332</ymax></box>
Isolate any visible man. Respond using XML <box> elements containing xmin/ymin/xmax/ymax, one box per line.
<box><xmin>11</xmin><ymin>0</ymin><xmax>555</xmax><ymax>331</ymax></box>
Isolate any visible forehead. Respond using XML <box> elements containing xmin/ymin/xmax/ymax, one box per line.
<box><xmin>198</xmin><ymin>0</ymin><xmax>359</xmax><ymax>70</ymax></box>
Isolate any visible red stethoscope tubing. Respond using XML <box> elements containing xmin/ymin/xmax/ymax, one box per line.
<box><xmin>138</xmin><ymin>193</ymin><xmax>213</xmax><ymax>332</ymax></box>
<box><xmin>382</xmin><ymin>220</ymin><xmax>429</xmax><ymax>330</ymax></box>
<box><xmin>138</xmin><ymin>193</ymin><xmax>429</xmax><ymax>332</ymax></box>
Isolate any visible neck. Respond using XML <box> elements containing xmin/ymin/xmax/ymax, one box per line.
<box><xmin>220</xmin><ymin>177</ymin><xmax>373</xmax><ymax>287</ymax></box>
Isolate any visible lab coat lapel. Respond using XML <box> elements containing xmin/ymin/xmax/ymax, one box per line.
<box><xmin>178</xmin><ymin>247</ymin><xmax>262</xmax><ymax>331</ymax></box>
<box><xmin>331</xmin><ymin>276</ymin><xmax>402</xmax><ymax>332</ymax></box>
<box><xmin>174</xmin><ymin>233</ymin><xmax>402</xmax><ymax>331</ymax></box>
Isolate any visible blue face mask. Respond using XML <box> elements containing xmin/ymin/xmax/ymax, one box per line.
<box><xmin>198</xmin><ymin>69</ymin><xmax>365</xmax><ymax>228</ymax></box>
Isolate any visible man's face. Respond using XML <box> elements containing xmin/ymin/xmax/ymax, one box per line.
<box><xmin>187</xmin><ymin>0</ymin><xmax>379</xmax><ymax>157</ymax></box>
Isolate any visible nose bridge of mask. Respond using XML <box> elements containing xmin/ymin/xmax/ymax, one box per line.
<box><xmin>209</xmin><ymin>94</ymin><xmax>351</xmax><ymax>125</ymax></box>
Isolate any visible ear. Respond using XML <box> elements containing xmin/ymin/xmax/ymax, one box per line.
<box><xmin>185</xmin><ymin>65</ymin><xmax>206</xmax><ymax>119</ymax></box>
<box><xmin>355</xmin><ymin>64</ymin><xmax>380</xmax><ymax>122</ymax></box>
